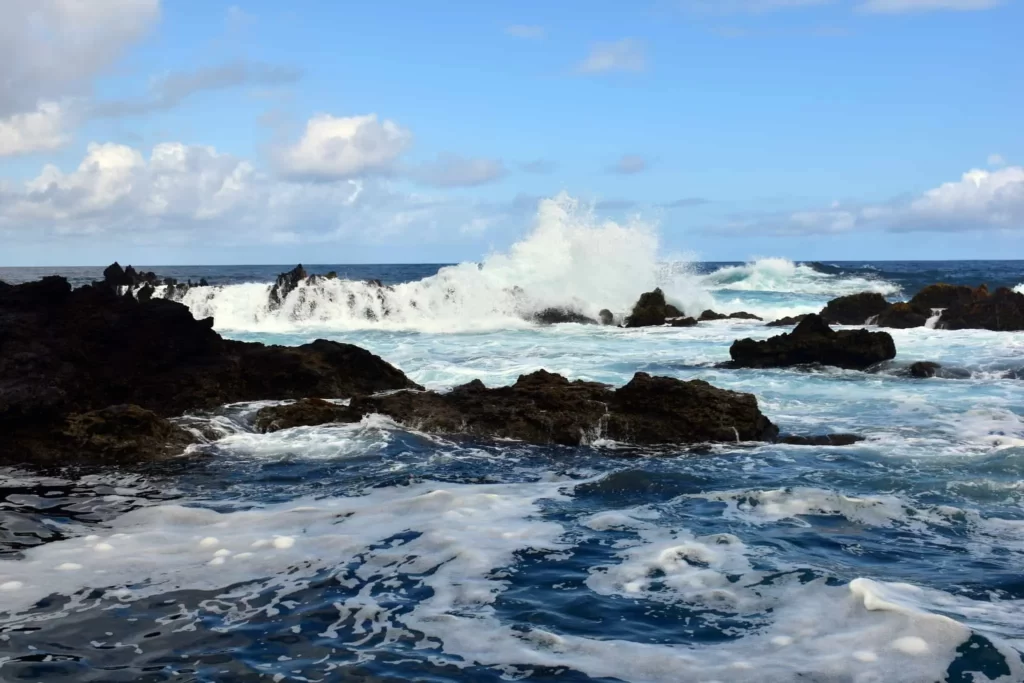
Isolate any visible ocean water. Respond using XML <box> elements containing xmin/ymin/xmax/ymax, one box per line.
<box><xmin>2</xmin><ymin>200</ymin><xmax>1024</xmax><ymax>681</ymax></box>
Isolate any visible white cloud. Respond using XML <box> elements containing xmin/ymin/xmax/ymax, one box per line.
<box><xmin>277</xmin><ymin>114</ymin><xmax>413</xmax><ymax>180</ymax></box>
<box><xmin>576</xmin><ymin>39</ymin><xmax>647</xmax><ymax>74</ymax></box>
<box><xmin>506</xmin><ymin>24</ymin><xmax>546</xmax><ymax>39</ymax></box>
<box><xmin>715</xmin><ymin>165</ymin><xmax>1024</xmax><ymax>235</ymax></box>
<box><xmin>610</xmin><ymin>154</ymin><xmax>648</xmax><ymax>174</ymax></box>
<box><xmin>856</xmin><ymin>0</ymin><xmax>1001</xmax><ymax>12</ymax></box>
<box><xmin>0</xmin><ymin>0</ymin><xmax>161</xmax><ymax>118</ymax></box>
<box><xmin>0</xmin><ymin>140</ymin><xmax>515</xmax><ymax>248</ymax></box>
<box><xmin>0</xmin><ymin>101</ymin><xmax>73</xmax><ymax>156</ymax></box>
<box><xmin>988</xmin><ymin>153</ymin><xmax>1007</xmax><ymax>168</ymax></box>
<box><xmin>413</xmin><ymin>154</ymin><xmax>508</xmax><ymax>187</ymax></box>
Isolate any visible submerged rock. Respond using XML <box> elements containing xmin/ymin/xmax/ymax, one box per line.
<box><xmin>820</xmin><ymin>292</ymin><xmax>891</xmax><ymax>325</ymax></box>
<box><xmin>909</xmin><ymin>361</ymin><xmax>941</xmax><ymax>378</ymax></box>
<box><xmin>532</xmin><ymin>308</ymin><xmax>597</xmax><ymax>325</ymax></box>
<box><xmin>729</xmin><ymin>314</ymin><xmax>896</xmax><ymax>370</ymax></box>
<box><xmin>254</xmin><ymin>398</ymin><xmax>353</xmax><ymax>433</ymax></box>
<box><xmin>766</xmin><ymin>314</ymin><xmax>810</xmax><ymax>327</ymax></box>
<box><xmin>624</xmin><ymin>289</ymin><xmax>684</xmax><ymax>327</ymax></box>
<box><xmin>875</xmin><ymin>302</ymin><xmax>928</xmax><ymax>329</ymax></box>
<box><xmin>257</xmin><ymin>370</ymin><xmax>780</xmax><ymax>446</ymax></box>
<box><xmin>0</xmin><ymin>277</ymin><xmax>420</xmax><ymax>465</ymax></box>
<box><xmin>60</xmin><ymin>405</ymin><xmax>195</xmax><ymax>464</ymax></box>
<box><xmin>938</xmin><ymin>287</ymin><xmax>1024</xmax><ymax>332</ymax></box>
<box><xmin>668</xmin><ymin>316</ymin><xmax>698</xmax><ymax>328</ymax></box>
<box><xmin>777</xmin><ymin>433</ymin><xmax>864</xmax><ymax>446</ymax></box>
<box><xmin>699</xmin><ymin>310</ymin><xmax>763</xmax><ymax>322</ymax></box>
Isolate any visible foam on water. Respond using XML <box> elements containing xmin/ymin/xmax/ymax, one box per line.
<box><xmin>700</xmin><ymin>257</ymin><xmax>900</xmax><ymax>297</ymax></box>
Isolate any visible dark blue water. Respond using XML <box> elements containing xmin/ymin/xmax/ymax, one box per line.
<box><xmin>1</xmin><ymin>260</ymin><xmax>1023</xmax><ymax>682</ymax></box>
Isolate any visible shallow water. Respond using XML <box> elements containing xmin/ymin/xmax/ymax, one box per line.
<box><xmin>2</xmin><ymin>209</ymin><xmax>1024</xmax><ymax>681</ymax></box>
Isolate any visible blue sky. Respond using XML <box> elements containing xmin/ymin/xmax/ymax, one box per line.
<box><xmin>1</xmin><ymin>0</ymin><xmax>1022</xmax><ymax>265</ymax></box>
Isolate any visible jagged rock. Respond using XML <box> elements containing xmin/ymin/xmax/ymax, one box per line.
<box><xmin>598</xmin><ymin>309</ymin><xmax>615</xmax><ymax>326</ymax></box>
<box><xmin>729</xmin><ymin>314</ymin><xmax>896</xmax><ymax>370</ymax></box>
<box><xmin>778</xmin><ymin>433</ymin><xmax>864</xmax><ymax>446</ymax></box>
<box><xmin>137</xmin><ymin>284</ymin><xmax>155</xmax><ymax>302</ymax></box>
<box><xmin>910</xmin><ymin>284</ymin><xmax>988</xmax><ymax>312</ymax></box>
<box><xmin>532</xmin><ymin>308</ymin><xmax>597</xmax><ymax>325</ymax></box>
<box><xmin>875</xmin><ymin>303</ymin><xmax>928</xmax><ymax>329</ymax></box>
<box><xmin>261</xmin><ymin>370</ymin><xmax>780</xmax><ymax>446</ymax></box>
<box><xmin>668</xmin><ymin>317</ymin><xmax>698</xmax><ymax>327</ymax></box>
<box><xmin>199</xmin><ymin>278</ymin><xmax>209</xmax><ymax>287</ymax></box>
<box><xmin>938</xmin><ymin>287</ymin><xmax>1024</xmax><ymax>331</ymax></box>
<box><xmin>268</xmin><ymin>264</ymin><xmax>308</xmax><ymax>308</ymax></box>
<box><xmin>698</xmin><ymin>309</ymin><xmax>762</xmax><ymax>322</ymax></box>
<box><xmin>820</xmin><ymin>292</ymin><xmax>891</xmax><ymax>325</ymax></box>
<box><xmin>59</xmin><ymin>405</ymin><xmax>195</xmax><ymax>464</ymax></box>
<box><xmin>766</xmin><ymin>314</ymin><xmax>810</xmax><ymax>327</ymax></box>
<box><xmin>909</xmin><ymin>361</ymin><xmax>941</xmax><ymax>378</ymax></box>
<box><xmin>624</xmin><ymin>289</ymin><xmax>684</xmax><ymax>327</ymax></box>
<box><xmin>101</xmin><ymin>262</ymin><xmax>133</xmax><ymax>289</ymax></box>
<box><xmin>254</xmin><ymin>398</ymin><xmax>352</xmax><ymax>433</ymax></box>
<box><xmin>0</xmin><ymin>277</ymin><xmax>420</xmax><ymax>465</ymax></box>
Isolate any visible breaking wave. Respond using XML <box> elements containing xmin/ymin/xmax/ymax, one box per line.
<box><xmin>156</xmin><ymin>195</ymin><xmax>900</xmax><ymax>332</ymax></box>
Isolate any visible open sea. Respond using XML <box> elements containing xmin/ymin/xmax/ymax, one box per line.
<box><xmin>2</xmin><ymin>220</ymin><xmax>1024</xmax><ymax>682</ymax></box>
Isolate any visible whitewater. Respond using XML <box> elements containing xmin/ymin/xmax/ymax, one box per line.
<box><xmin>1</xmin><ymin>196</ymin><xmax>1023</xmax><ymax>682</ymax></box>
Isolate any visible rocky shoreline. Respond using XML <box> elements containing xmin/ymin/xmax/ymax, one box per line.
<box><xmin>2</xmin><ymin>263</ymin><xmax>1019</xmax><ymax>467</ymax></box>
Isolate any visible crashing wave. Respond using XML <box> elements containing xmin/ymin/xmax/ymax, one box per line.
<box><xmin>699</xmin><ymin>257</ymin><xmax>900</xmax><ymax>296</ymax></box>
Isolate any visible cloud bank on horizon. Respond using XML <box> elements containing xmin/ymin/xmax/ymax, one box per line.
<box><xmin>0</xmin><ymin>0</ymin><xmax>1021</xmax><ymax>264</ymax></box>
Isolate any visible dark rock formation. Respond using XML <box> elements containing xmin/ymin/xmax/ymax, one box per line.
<box><xmin>909</xmin><ymin>361</ymin><xmax>941</xmax><ymax>378</ymax></box>
<box><xmin>938</xmin><ymin>287</ymin><xmax>1024</xmax><ymax>331</ymax></box>
<box><xmin>766</xmin><ymin>314</ymin><xmax>810</xmax><ymax>327</ymax></box>
<box><xmin>257</xmin><ymin>370</ymin><xmax>780</xmax><ymax>446</ymax></box>
<box><xmin>875</xmin><ymin>303</ymin><xmax>928</xmax><ymax>329</ymax></box>
<box><xmin>532</xmin><ymin>308</ymin><xmax>597</xmax><ymax>325</ymax></box>
<box><xmin>254</xmin><ymin>398</ymin><xmax>353</xmax><ymax>433</ymax></box>
<box><xmin>778</xmin><ymin>433</ymin><xmax>864</xmax><ymax>446</ymax></box>
<box><xmin>0</xmin><ymin>277</ymin><xmax>420</xmax><ymax>465</ymax></box>
<box><xmin>98</xmin><ymin>262</ymin><xmax>160</xmax><ymax>291</ymax></box>
<box><xmin>910</xmin><ymin>284</ymin><xmax>988</xmax><ymax>312</ymax></box>
<box><xmin>820</xmin><ymin>292</ymin><xmax>891</xmax><ymax>325</ymax></box>
<box><xmin>729</xmin><ymin>314</ymin><xmax>896</xmax><ymax>370</ymax></box>
<box><xmin>624</xmin><ymin>289</ymin><xmax>684</xmax><ymax>327</ymax></box>
<box><xmin>61</xmin><ymin>405</ymin><xmax>195</xmax><ymax>464</ymax></box>
<box><xmin>598</xmin><ymin>309</ymin><xmax>615</xmax><ymax>326</ymax></box>
<box><xmin>268</xmin><ymin>264</ymin><xmax>308</xmax><ymax>308</ymax></box>
<box><xmin>699</xmin><ymin>310</ymin><xmax>763</xmax><ymax>322</ymax></box>
<box><xmin>668</xmin><ymin>317</ymin><xmax>698</xmax><ymax>328</ymax></box>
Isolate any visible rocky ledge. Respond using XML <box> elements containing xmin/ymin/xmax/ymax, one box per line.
<box><xmin>0</xmin><ymin>276</ymin><xmax>419</xmax><ymax>465</ymax></box>
<box><xmin>254</xmin><ymin>370</ymin><xmax>781</xmax><ymax>446</ymax></box>
<box><xmin>729</xmin><ymin>314</ymin><xmax>896</xmax><ymax>370</ymax></box>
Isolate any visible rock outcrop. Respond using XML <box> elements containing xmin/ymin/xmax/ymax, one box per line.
<box><xmin>778</xmin><ymin>433</ymin><xmax>864</xmax><ymax>446</ymax></box>
<box><xmin>598</xmin><ymin>309</ymin><xmax>615</xmax><ymax>326</ymax></box>
<box><xmin>255</xmin><ymin>370</ymin><xmax>780</xmax><ymax>446</ymax></box>
<box><xmin>938</xmin><ymin>287</ymin><xmax>1024</xmax><ymax>332</ymax></box>
<box><xmin>268</xmin><ymin>264</ymin><xmax>308</xmax><ymax>308</ymax></box>
<box><xmin>0</xmin><ymin>277</ymin><xmax>420</xmax><ymax>465</ymax></box>
<box><xmin>624</xmin><ymin>289</ymin><xmax>685</xmax><ymax>328</ymax></box>
<box><xmin>909</xmin><ymin>361</ymin><xmax>941</xmax><ymax>378</ymax></box>
<box><xmin>875</xmin><ymin>303</ymin><xmax>929</xmax><ymax>329</ymax></box>
<box><xmin>820</xmin><ymin>292</ymin><xmax>891</xmax><ymax>325</ymax></box>
<box><xmin>532</xmin><ymin>308</ymin><xmax>597</xmax><ymax>325</ymax></box>
<box><xmin>910</xmin><ymin>284</ymin><xmax>988</xmax><ymax>312</ymax></box>
<box><xmin>699</xmin><ymin>310</ymin><xmax>763</xmax><ymax>322</ymax></box>
<box><xmin>729</xmin><ymin>314</ymin><xmax>896</xmax><ymax>370</ymax></box>
<box><xmin>766</xmin><ymin>314</ymin><xmax>810</xmax><ymax>327</ymax></box>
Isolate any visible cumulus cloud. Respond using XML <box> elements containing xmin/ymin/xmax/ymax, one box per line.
<box><xmin>0</xmin><ymin>140</ymin><xmax>507</xmax><ymax>247</ymax></box>
<box><xmin>0</xmin><ymin>102</ymin><xmax>73</xmax><ymax>157</ymax></box>
<box><xmin>856</xmin><ymin>0</ymin><xmax>1001</xmax><ymax>12</ymax></box>
<box><xmin>0</xmin><ymin>0</ymin><xmax>161</xmax><ymax>118</ymax></box>
<box><xmin>277</xmin><ymin>114</ymin><xmax>413</xmax><ymax>180</ymax></box>
<box><xmin>609</xmin><ymin>154</ymin><xmax>648</xmax><ymax>174</ymax></box>
<box><xmin>92</xmin><ymin>62</ymin><xmax>302</xmax><ymax>117</ymax></box>
<box><xmin>576</xmin><ymin>39</ymin><xmax>647</xmax><ymax>74</ymax></box>
<box><xmin>505</xmin><ymin>24</ymin><xmax>546</xmax><ymax>39</ymax></box>
<box><xmin>413</xmin><ymin>154</ymin><xmax>508</xmax><ymax>187</ymax></box>
<box><xmin>714</xmin><ymin>165</ymin><xmax>1024</xmax><ymax>236</ymax></box>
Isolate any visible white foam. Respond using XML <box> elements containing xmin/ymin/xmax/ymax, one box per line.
<box><xmin>699</xmin><ymin>258</ymin><xmax>900</xmax><ymax>297</ymax></box>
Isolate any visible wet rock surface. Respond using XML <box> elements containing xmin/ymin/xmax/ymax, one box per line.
<box><xmin>938</xmin><ymin>287</ymin><xmax>1024</xmax><ymax>331</ymax></box>
<box><xmin>699</xmin><ymin>310</ymin><xmax>763</xmax><ymax>322</ymax></box>
<box><xmin>820</xmin><ymin>292</ymin><xmax>891</xmax><ymax>325</ymax></box>
<box><xmin>257</xmin><ymin>370</ymin><xmax>780</xmax><ymax>446</ymax></box>
<box><xmin>532</xmin><ymin>308</ymin><xmax>597</xmax><ymax>325</ymax></box>
<box><xmin>729</xmin><ymin>314</ymin><xmax>897</xmax><ymax>370</ymax></box>
<box><xmin>777</xmin><ymin>433</ymin><xmax>865</xmax><ymax>446</ymax></box>
<box><xmin>766</xmin><ymin>314</ymin><xmax>810</xmax><ymax>327</ymax></box>
<box><xmin>0</xmin><ymin>277</ymin><xmax>420</xmax><ymax>465</ymax></box>
<box><xmin>624</xmin><ymin>289</ymin><xmax>685</xmax><ymax>328</ymax></box>
<box><xmin>875</xmin><ymin>303</ymin><xmax>929</xmax><ymax>329</ymax></box>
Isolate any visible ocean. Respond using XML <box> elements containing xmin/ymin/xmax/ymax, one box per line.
<box><xmin>2</xmin><ymin>228</ymin><xmax>1024</xmax><ymax>680</ymax></box>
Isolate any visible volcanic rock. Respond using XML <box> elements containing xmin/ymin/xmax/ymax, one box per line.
<box><xmin>909</xmin><ymin>361</ymin><xmax>941</xmax><ymax>378</ymax></box>
<box><xmin>875</xmin><ymin>303</ymin><xmax>928</xmax><ymax>329</ymax></box>
<box><xmin>0</xmin><ymin>277</ymin><xmax>420</xmax><ymax>465</ymax></box>
<box><xmin>256</xmin><ymin>370</ymin><xmax>780</xmax><ymax>446</ymax></box>
<box><xmin>820</xmin><ymin>292</ymin><xmax>891</xmax><ymax>325</ymax></box>
<box><xmin>668</xmin><ymin>317</ymin><xmax>698</xmax><ymax>327</ymax></box>
<box><xmin>766</xmin><ymin>314</ymin><xmax>810</xmax><ymax>327</ymax></box>
<box><xmin>699</xmin><ymin>310</ymin><xmax>763</xmax><ymax>322</ymax></box>
<box><xmin>532</xmin><ymin>308</ymin><xmax>597</xmax><ymax>325</ymax></box>
<box><xmin>938</xmin><ymin>287</ymin><xmax>1024</xmax><ymax>331</ymax></box>
<box><xmin>268</xmin><ymin>264</ymin><xmax>308</xmax><ymax>308</ymax></box>
<box><xmin>910</xmin><ymin>284</ymin><xmax>988</xmax><ymax>312</ymax></box>
<box><xmin>778</xmin><ymin>433</ymin><xmax>864</xmax><ymax>446</ymax></box>
<box><xmin>598</xmin><ymin>309</ymin><xmax>615</xmax><ymax>326</ymax></box>
<box><xmin>729</xmin><ymin>314</ymin><xmax>896</xmax><ymax>370</ymax></box>
<box><xmin>254</xmin><ymin>398</ymin><xmax>353</xmax><ymax>433</ymax></box>
<box><xmin>624</xmin><ymin>289</ymin><xmax>685</xmax><ymax>327</ymax></box>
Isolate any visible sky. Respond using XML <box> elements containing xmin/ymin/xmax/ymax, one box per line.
<box><xmin>1</xmin><ymin>0</ymin><xmax>1022</xmax><ymax>265</ymax></box>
